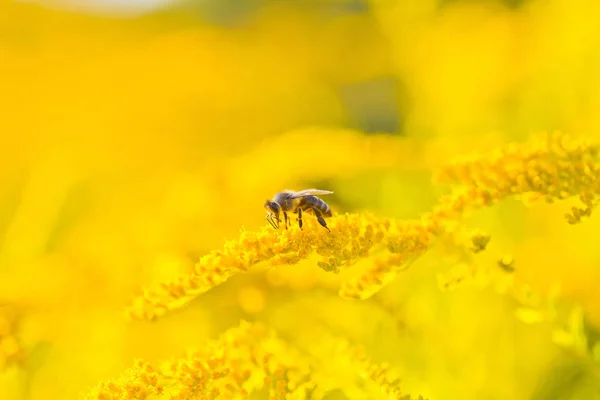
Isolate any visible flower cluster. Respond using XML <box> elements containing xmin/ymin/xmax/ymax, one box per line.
<box><xmin>339</xmin><ymin>217</ymin><xmax>437</xmax><ymax>300</ymax></box>
<box><xmin>126</xmin><ymin>213</ymin><xmax>401</xmax><ymax>320</ymax></box>
<box><xmin>348</xmin><ymin>345</ymin><xmax>413</xmax><ymax>400</ymax></box>
<box><xmin>127</xmin><ymin>132</ymin><xmax>600</xmax><ymax>321</ymax></box>
<box><xmin>426</xmin><ymin>132</ymin><xmax>600</xmax><ymax>291</ymax></box>
<box><xmin>84</xmin><ymin>321</ymin><xmax>315</xmax><ymax>400</ymax></box>
<box><xmin>83</xmin><ymin>359</ymin><xmax>163</xmax><ymax>400</ymax></box>
<box><xmin>434</xmin><ymin>132</ymin><xmax>600</xmax><ymax>222</ymax></box>
<box><xmin>84</xmin><ymin>321</ymin><xmax>424</xmax><ymax>400</ymax></box>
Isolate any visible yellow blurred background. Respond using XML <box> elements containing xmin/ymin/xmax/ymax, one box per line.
<box><xmin>1</xmin><ymin>0</ymin><xmax>600</xmax><ymax>399</ymax></box>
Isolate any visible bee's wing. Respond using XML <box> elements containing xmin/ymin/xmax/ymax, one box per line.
<box><xmin>289</xmin><ymin>189</ymin><xmax>334</xmax><ymax>199</ymax></box>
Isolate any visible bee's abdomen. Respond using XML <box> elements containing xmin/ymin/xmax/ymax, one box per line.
<box><xmin>300</xmin><ymin>196</ymin><xmax>332</xmax><ymax>217</ymax></box>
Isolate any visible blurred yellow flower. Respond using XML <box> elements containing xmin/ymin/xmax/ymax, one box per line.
<box><xmin>84</xmin><ymin>321</ymin><xmax>425</xmax><ymax>400</ymax></box>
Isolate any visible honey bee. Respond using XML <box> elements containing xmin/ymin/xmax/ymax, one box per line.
<box><xmin>264</xmin><ymin>189</ymin><xmax>334</xmax><ymax>232</ymax></box>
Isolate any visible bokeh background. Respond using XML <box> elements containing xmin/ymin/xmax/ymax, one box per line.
<box><xmin>1</xmin><ymin>0</ymin><xmax>600</xmax><ymax>399</ymax></box>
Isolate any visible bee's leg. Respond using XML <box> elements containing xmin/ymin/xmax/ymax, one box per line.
<box><xmin>283</xmin><ymin>212</ymin><xmax>289</xmax><ymax>229</ymax></box>
<box><xmin>313</xmin><ymin>208</ymin><xmax>331</xmax><ymax>232</ymax></box>
<box><xmin>297</xmin><ymin>208</ymin><xmax>303</xmax><ymax>229</ymax></box>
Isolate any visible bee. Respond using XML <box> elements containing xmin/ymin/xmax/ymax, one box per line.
<box><xmin>264</xmin><ymin>189</ymin><xmax>334</xmax><ymax>232</ymax></box>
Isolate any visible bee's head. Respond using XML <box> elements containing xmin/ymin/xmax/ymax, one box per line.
<box><xmin>264</xmin><ymin>200</ymin><xmax>281</xmax><ymax>229</ymax></box>
<box><xmin>264</xmin><ymin>200</ymin><xmax>281</xmax><ymax>216</ymax></box>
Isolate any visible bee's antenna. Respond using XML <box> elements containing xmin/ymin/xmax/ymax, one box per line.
<box><xmin>265</xmin><ymin>214</ymin><xmax>278</xmax><ymax>229</ymax></box>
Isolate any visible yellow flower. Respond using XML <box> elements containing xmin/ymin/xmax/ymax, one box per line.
<box><xmin>84</xmin><ymin>321</ymin><xmax>425</xmax><ymax>400</ymax></box>
<box><xmin>128</xmin><ymin>132</ymin><xmax>600</xmax><ymax>320</ymax></box>
<box><xmin>434</xmin><ymin>131</ymin><xmax>600</xmax><ymax>222</ymax></box>
<box><xmin>126</xmin><ymin>213</ymin><xmax>401</xmax><ymax>320</ymax></box>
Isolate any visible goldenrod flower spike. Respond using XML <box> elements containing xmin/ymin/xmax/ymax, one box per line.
<box><xmin>84</xmin><ymin>321</ymin><xmax>315</xmax><ymax>400</ymax></box>
<box><xmin>126</xmin><ymin>213</ymin><xmax>401</xmax><ymax>320</ymax></box>
<box><xmin>434</xmin><ymin>131</ymin><xmax>600</xmax><ymax>221</ymax></box>
<box><xmin>84</xmin><ymin>321</ymin><xmax>426</xmax><ymax>400</ymax></box>
<box><xmin>339</xmin><ymin>217</ymin><xmax>438</xmax><ymax>300</ymax></box>
<box><xmin>127</xmin><ymin>132</ymin><xmax>600</xmax><ymax>320</ymax></box>
<box><xmin>339</xmin><ymin>341</ymin><xmax>412</xmax><ymax>399</ymax></box>
<box><xmin>82</xmin><ymin>358</ymin><xmax>162</xmax><ymax>400</ymax></box>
